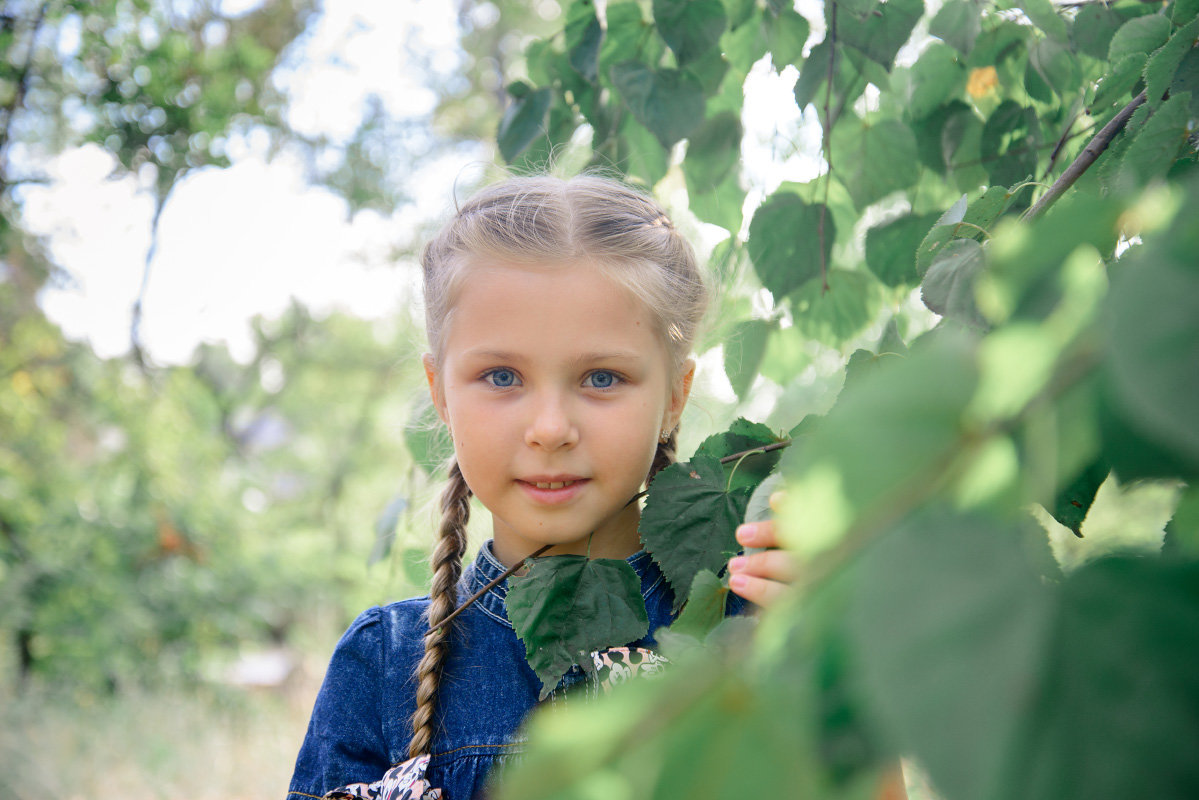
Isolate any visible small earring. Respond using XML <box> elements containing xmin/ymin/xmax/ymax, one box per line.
<box><xmin>658</xmin><ymin>427</ymin><xmax>673</xmax><ymax>444</ymax></box>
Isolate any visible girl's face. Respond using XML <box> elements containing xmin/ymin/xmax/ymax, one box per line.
<box><xmin>424</xmin><ymin>260</ymin><xmax>694</xmax><ymax>567</ymax></box>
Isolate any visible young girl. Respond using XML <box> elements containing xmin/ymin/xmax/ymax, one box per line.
<box><xmin>286</xmin><ymin>174</ymin><xmax>791</xmax><ymax>800</ymax></box>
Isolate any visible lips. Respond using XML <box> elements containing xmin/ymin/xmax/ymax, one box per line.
<box><xmin>518</xmin><ymin>476</ymin><xmax>588</xmax><ymax>505</ymax></box>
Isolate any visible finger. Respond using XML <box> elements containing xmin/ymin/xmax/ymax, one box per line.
<box><xmin>728</xmin><ymin>573</ymin><xmax>789</xmax><ymax>607</ymax></box>
<box><xmin>736</xmin><ymin>520</ymin><xmax>779</xmax><ymax>549</ymax></box>
<box><xmin>728</xmin><ymin>549</ymin><xmax>799</xmax><ymax>584</ymax></box>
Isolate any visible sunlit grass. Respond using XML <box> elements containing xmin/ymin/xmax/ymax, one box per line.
<box><xmin>0</xmin><ymin>674</ymin><xmax>320</xmax><ymax>800</ymax></box>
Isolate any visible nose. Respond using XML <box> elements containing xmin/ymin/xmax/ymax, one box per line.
<box><xmin>524</xmin><ymin>390</ymin><xmax>579</xmax><ymax>450</ymax></box>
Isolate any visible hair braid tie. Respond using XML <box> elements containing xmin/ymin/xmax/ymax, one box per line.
<box><xmin>409</xmin><ymin>462</ymin><xmax>471</xmax><ymax>759</ymax></box>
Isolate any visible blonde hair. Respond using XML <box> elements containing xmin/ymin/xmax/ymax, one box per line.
<box><xmin>410</xmin><ymin>174</ymin><xmax>707</xmax><ymax>758</ymax></box>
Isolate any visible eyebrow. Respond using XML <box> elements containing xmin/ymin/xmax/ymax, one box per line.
<box><xmin>461</xmin><ymin>349</ymin><xmax>645</xmax><ymax>364</ymax></box>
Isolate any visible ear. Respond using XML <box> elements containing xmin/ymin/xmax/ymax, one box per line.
<box><xmin>423</xmin><ymin>353</ymin><xmax>448</xmax><ymax>424</ymax></box>
<box><xmin>664</xmin><ymin>358</ymin><xmax>696</xmax><ymax>433</ymax></box>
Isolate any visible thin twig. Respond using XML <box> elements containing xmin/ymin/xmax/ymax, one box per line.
<box><xmin>428</xmin><ymin>544</ymin><xmax>553</xmax><ymax>633</ymax></box>
<box><xmin>1023</xmin><ymin>90</ymin><xmax>1147</xmax><ymax>221</ymax></box>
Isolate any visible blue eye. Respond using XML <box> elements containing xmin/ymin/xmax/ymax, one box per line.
<box><xmin>485</xmin><ymin>369</ymin><xmax>519</xmax><ymax>388</ymax></box>
<box><xmin>585</xmin><ymin>370</ymin><xmax>620</xmax><ymax>389</ymax></box>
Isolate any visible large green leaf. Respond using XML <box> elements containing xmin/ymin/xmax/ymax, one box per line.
<box><xmin>747</xmin><ymin>192</ymin><xmax>833</xmax><ymax>298</ymax></box>
<box><xmin>1108</xmin><ymin>14</ymin><xmax>1171</xmax><ymax>62</ymax></box>
<box><xmin>849</xmin><ymin>507</ymin><xmax>1199</xmax><ymax>800</ymax></box>
<box><xmin>1145</xmin><ymin>18</ymin><xmax>1199</xmax><ymax>112</ymax></box>
<box><xmin>1115</xmin><ymin>93</ymin><xmax>1192</xmax><ymax>189</ymax></box>
<box><xmin>865</xmin><ymin>212</ymin><xmax>942</xmax><ymax>287</ymax></box>
<box><xmin>1072</xmin><ymin>2</ymin><xmax>1126</xmax><ymax>60</ymax></box>
<box><xmin>835</xmin><ymin>0</ymin><xmax>923</xmax><ymax>71</ymax></box>
<box><xmin>670</xmin><ymin>569</ymin><xmax>729</xmax><ymax>639</ymax></box>
<box><xmin>778</xmin><ymin>334</ymin><xmax>978</xmax><ymax>553</ymax></box>
<box><xmin>764</xmin><ymin>5</ymin><xmax>811</xmax><ymax>70</ymax></box>
<box><xmin>653</xmin><ymin>0</ymin><xmax>727</xmax><ymax>66</ymax></box>
<box><xmin>497</xmin><ymin>84</ymin><xmax>552</xmax><ymax>162</ymax></box>
<box><xmin>907</xmin><ymin>42</ymin><xmax>967</xmax><ymax>120</ymax></box>
<box><xmin>507</xmin><ymin>555</ymin><xmax>650</xmax><ymax>697</ymax></box>
<box><xmin>641</xmin><ymin>454</ymin><xmax>751</xmax><ymax>610</ymax></box>
<box><xmin>1102</xmin><ymin>232</ymin><xmax>1199</xmax><ymax>480</ymax></box>
<box><xmin>830</xmin><ymin>116</ymin><xmax>921</xmax><ymax>209</ymax></box>
<box><xmin>610</xmin><ymin>61</ymin><xmax>705</xmax><ymax>148</ymax></box>
<box><xmin>980</xmin><ymin>100</ymin><xmax>1039</xmax><ymax>188</ymax></box>
<box><xmin>1018</xmin><ymin>0</ymin><xmax>1067</xmax><ymax>43</ymax></box>
<box><xmin>565</xmin><ymin>0</ymin><xmax>604</xmax><ymax>83</ymax></box>
<box><xmin>921</xmin><ymin>238</ymin><xmax>988</xmax><ymax>329</ymax></box>
<box><xmin>682</xmin><ymin>110</ymin><xmax>743</xmax><ymax>188</ymax></box>
<box><xmin>929</xmin><ymin>0</ymin><xmax>982</xmax><ymax>56</ymax></box>
<box><xmin>723</xmin><ymin>318</ymin><xmax>774</xmax><ymax>400</ymax></box>
<box><xmin>790</xmin><ymin>269</ymin><xmax>883</xmax><ymax>347</ymax></box>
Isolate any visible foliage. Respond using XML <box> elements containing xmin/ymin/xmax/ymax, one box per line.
<box><xmin>487</xmin><ymin>0</ymin><xmax>1199</xmax><ymax>797</ymax></box>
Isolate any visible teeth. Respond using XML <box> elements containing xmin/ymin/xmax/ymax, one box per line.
<box><xmin>534</xmin><ymin>481</ymin><xmax>575</xmax><ymax>490</ymax></box>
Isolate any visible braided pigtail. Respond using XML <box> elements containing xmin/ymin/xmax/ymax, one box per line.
<box><xmin>409</xmin><ymin>461</ymin><xmax>471</xmax><ymax>759</ymax></box>
<box><xmin>647</xmin><ymin>429</ymin><xmax>679</xmax><ymax>486</ymax></box>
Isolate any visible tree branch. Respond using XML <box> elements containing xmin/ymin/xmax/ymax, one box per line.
<box><xmin>1023</xmin><ymin>91</ymin><xmax>1147</xmax><ymax>222</ymax></box>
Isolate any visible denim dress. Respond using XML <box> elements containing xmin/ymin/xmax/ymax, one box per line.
<box><xmin>287</xmin><ymin>541</ymin><xmax>741</xmax><ymax>800</ymax></box>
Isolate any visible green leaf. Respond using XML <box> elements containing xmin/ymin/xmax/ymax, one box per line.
<box><xmin>566</xmin><ymin>0</ymin><xmax>604</xmax><ymax>82</ymax></box>
<box><xmin>849</xmin><ymin>507</ymin><xmax>1199</xmax><ymax>800</ymax></box>
<box><xmin>764</xmin><ymin>5</ymin><xmax>811</xmax><ymax>70</ymax></box>
<box><xmin>866</xmin><ymin>212</ymin><xmax>942</xmax><ymax>287</ymax></box>
<box><xmin>778</xmin><ymin>334</ymin><xmax>978</xmax><ymax>553</ymax></box>
<box><xmin>497</xmin><ymin>86</ymin><xmax>552</xmax><ymax>162</ymax></box>
<box><xmin>641</xmin><ymin>454</ymin><xmax>751</xmax><ymax>610</ymax></box>
<box><xmin>1072</xmin><ymin>2</ymin><xmax>1127</xmax><ymax>61</ymax></box>
<box><xmin>1049</xmin><ymin>457</ymin><xmax>1109</xmax><ymax>536</ymax></box>
<box><xmin>1028</xmin><ymin>38</ymin><xmax>1080</xmax><ymax>100</ymax></box>
<box><xmin>980</xmin><ymin>100</ymin><xmax>1039</xmax><ymax>188</ymax></box>
<box><xmin>610</xmin><ymin>61</ymin><xmax>705</xmax><ymax>148</ymax></box>
<box><xmin>688</xmin><ymin>165</ymin><xmax>745</xmax><ymax>233</ymax></box>
<box><xmin>722</xmin><ymin>6</ymin><xmax>769</xmax><ymax>74</ymax></box>
<box><xmin>695</xmin><ymin>417</ymin><xmax>784</xmax><ymax>494</ymax></box>
<box><xmin>1018</xmin><ymin>0</ymin><xmax>1068</xmax><ymax>43</ymax></box>
<box><xmin>916</xmin><ymin>185</ymin><xmax>1010</xmax><ymax>275</ymax></box>
<box><xmin>507</xmin><ymin>555</ymin><xmax>650</xmax><ymax>697</ymax></box>
<box><xmin>921</xmin><ymin>238</ymin><xmax>988</xmax><ymax>329</ymax></box>
<box><xmin>1102</xmin><ymin>240</ymin><xmax>1199</xmax><ymax>480</ymax></box>
<box><xmin>1092</xmin><ymin>53</ymin><xmax>1148</xmax><ymax>111</ymax></box>
<box><xmin>682</xmin><ymin>110</ymin><xmax>742</xmax><ymax>188</ymax></box>
<box><xmin>831</xmin><ymin>116</ymin><xmax>921</xmax><ymax>209</ymax></box>
<box><xmin>747</xmin><ymin>192</ymin><xmax>833</xmax><ymax>298</ymax></box>
<box><xmin>1145</xmin><ymin>17</ymin><xmax>1199</xmax><ymax>112</ymax></box>
<box><xmin>653</xmin><ymin>0</ymin><xmax>728</xmax><ymax>66</ymax></box>
<box><xmin>929</xmin><ymin>0</ymin><xmax>982</xmax><ymax>55</ymax></box>
<box><xmin>599</xmin><ymin>2</ymin><xmax>651</xmax><ymax>77</ymax></box>
<box><xmin>760</xmin><ymin>325</ymin><xmax>812</xmax><ymax>385</ymax></box>
<box><xmin>723</xmin><ymin>318</ymin><xmax>775</xmax><ymax>400</ymax></box>
<box><xmin>1115</xmin><ymin>92</ymin><xmax>1192</xmax><ymax>189</ymax></box>
<box><xmin>670</xmin><ymin>569</ymin><xmax>729</xmax><ymax>638</ymax></box>
<box><xmin>1177</xmin><ymin>0</ymin><xmax>1199</xmax><ymax>26</ymax></box>
<box><xmin>1108</xmin><ymin>14</ymin><xmax>1171</xmax><ymax>63</ymax></box>
<box><xmin>836</xmin><ymin>0</ymin><xmax>923</xmax><ymax>71</ymax></box>
<box><xmin>790</xmin><ymin>269</ymin><xmax>883</xmax><ymax>347</ymax></box>
<box><xmin>907</xmin><ymin>42</ymin><xmax>967</xmax><ymax>120</ymax></box>
<box><xmin>615</xmin><ymin>114</ymin><xmax>671</xmax><ymax>187</ymax></box>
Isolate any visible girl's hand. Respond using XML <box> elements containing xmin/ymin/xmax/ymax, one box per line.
<box><xmin>727</xmin><ymin>518</ymin><xmax>797</xmax><ymax>608</ymax></box>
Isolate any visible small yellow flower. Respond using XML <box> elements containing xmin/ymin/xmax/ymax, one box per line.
<box><xmin>967</xmin><ymin>66</ymin><xmax>999</xmax><ymax>98</ymax></box>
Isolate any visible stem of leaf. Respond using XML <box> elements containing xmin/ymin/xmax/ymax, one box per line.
<box><xmin>726</xmin><ymin>449</ymin><xmax>765</xmax><ymax>492</ymax></box>
<box><xmin>428</xmin><ymin>543</ymin><xmax>553</xmax><ymax>632</ymax></box>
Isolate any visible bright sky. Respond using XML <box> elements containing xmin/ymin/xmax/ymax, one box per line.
<box><xmin>22</xmin><ymin>0</ymin><xmax>822</xmax><ymax>366</ymax></box>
